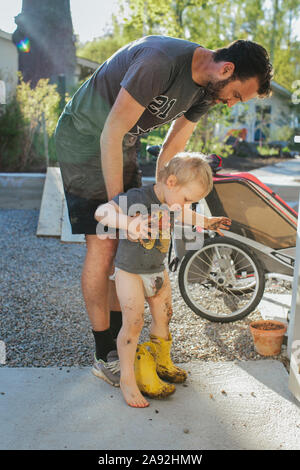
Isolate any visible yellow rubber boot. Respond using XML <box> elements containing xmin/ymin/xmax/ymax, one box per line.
<box><xmin>149</xmin><ymin>333</ymin><xmax>188</xmax><ymax>383</ymax></box>
<box><xmin>134</xmin><ymin>343</ymin><xmax>176</xmax><ymax>399</ymax></box>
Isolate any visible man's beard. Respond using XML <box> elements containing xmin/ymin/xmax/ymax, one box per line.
<box><xmin>201</xmin><ymin>76</ymin><xmax>235</xmax><ymax>104</ymax></box>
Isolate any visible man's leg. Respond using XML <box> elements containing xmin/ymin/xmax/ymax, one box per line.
<box><xmin>82</xmin><ymin>234</ymin><xmax>121</xmax><ymax>360</ymax></box>
<box><xmin>108</xmin><ymin>278</ymin><xmax>123</xmax><ymax>340</ymax></box>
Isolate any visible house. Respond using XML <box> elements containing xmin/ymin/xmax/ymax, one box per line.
<box><xmin>75</xmin><ymin>56</ymin><xmax>100</xmax><ymax>82</ymax></box>
<box><xmin>216</xmin><ymin>81</ymin><xmax>298</xmax><ymax>144</ymax></box>
<box><xmin>0</xmin><ymin>29</ymin><xmax>18</xmax><ymax>103</ymax></box>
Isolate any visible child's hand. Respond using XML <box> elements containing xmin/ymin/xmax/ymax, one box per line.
<box><xmin>205</xmin><ymin>217</ymin><xmax>231</xmax><ymax>236</ymax></box>
<box><xmin>127</xmin><ymin>214</ymin><xmax>159</xmax><ymax>242</ymax></box>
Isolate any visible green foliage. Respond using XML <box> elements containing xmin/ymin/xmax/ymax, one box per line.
<box><xmin>139</xmin><ymin>124</ymin><xmax>171</xmax><ymax>160</ymax></box>
<box><xmin>75</xmin><ymin>0</ymin><xmax>300</xmax><ymax>155</ymax></box>
<box><xmin>76</xmin><ymin>0</ymin><xmax>300</xmax><ymax>94</ymax></box>
<box><xmin>0</xmin><ymin>99</ymin><xmax>26</xmax><ymax>171</ymax></box>
<box><xmin>0</xmin><ymin>75</ymin><xmax>61</xmax><ymax>171</ymax></box>
<box><xmin>271</xmin><ymin>124</ymin><xmax>294</xmax><ymax>142</ymax></box>
<box><xmin>77</xmin><ymin>33</ymin><xmax>124</xmax><ymax>65</ymax></box>
<box><xmin>257</xmin><ymin>145</ymin><xmax>279</xmax><ymax>156</ymax></box>
<box><xmin>17</xmin><ymin>73</ymin><xmax>60</xmax><ymax>135</ymax></box>
<box><xmin>116</xmin><ymin>0</ymin><xmax>299</xmax><ymax>92</ymax></box>
<box><xmin>186</xmin><ymin>105</ymin><xmax>235</xmax><ymax>157</ymax></box>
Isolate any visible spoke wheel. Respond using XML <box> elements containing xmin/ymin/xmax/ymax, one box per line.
<box><xmin>178</xmin><ymin>237</ymin><xmax>265</xmax><ymax>322</ymax></box>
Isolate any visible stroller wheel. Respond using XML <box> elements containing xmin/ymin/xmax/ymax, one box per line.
<box><xmin>178</xmin><ymin>237</ymin><xmax>265</xmax><ymax>322</ymax></box>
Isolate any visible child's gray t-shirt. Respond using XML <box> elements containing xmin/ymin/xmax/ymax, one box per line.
<box><xmin>111</xmin><ymin>185</ymin><xmax>172</xmax><ymax>274</ymax></box>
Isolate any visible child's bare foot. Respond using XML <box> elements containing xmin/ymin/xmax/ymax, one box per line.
<box><xmin>120</xmin><ymin>378</ymin><xmax>150</xmax><ymax>408</ymax></box>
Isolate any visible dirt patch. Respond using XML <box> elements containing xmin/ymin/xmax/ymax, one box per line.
<box><xmin>251</xmin><ymin>322</ymin><xmax>285</xmax><ymax>331</ymax></box>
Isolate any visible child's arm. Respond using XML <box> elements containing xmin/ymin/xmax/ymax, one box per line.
<box><xmin>94</xmin><ymin>201</ymin><xmax>153</xmax><ymax>240</ymax></box>
<box><xmin>176</xmin><ymin>206</ymin><xmax>231</xmax><ymax>237</ymax></box>
<box><xmin>95</xmin><ymin>201</ymin><xmax>130</xmax><ymax>231</ymax></box>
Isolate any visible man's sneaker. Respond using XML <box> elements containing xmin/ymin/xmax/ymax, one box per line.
<box><xmin>92</xmin><ymin>350</ymin><xmax>120</xmax><ymax>387</ymax></box>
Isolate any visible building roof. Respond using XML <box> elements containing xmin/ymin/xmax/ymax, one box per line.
<box><xmin>76</xmin><ymin>56</ymin><xmax>100</xmax><ymax>71</ymax></box>
<box><xmin>271</xmin><ymin>81</ymin><xmax>291</xmax><ymax>97</ymax></box>
<box><xmin>0</xmin><ymin>29</ymin><xmax>13</xmax><ymax>42</ymax></box>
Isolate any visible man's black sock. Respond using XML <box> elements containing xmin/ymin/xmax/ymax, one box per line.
<box><xmin>92</xmin><ymin>329</ymin><xmax>116</xmax><ymax>361</ymax></box>
<box><xmin>110</xmin><ymin>310</ymin><xmax>123</xmax><ymax>340</ymax></box>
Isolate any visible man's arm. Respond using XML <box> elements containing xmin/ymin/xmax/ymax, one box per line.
<box><xmin>155</xmin><ymin>115</ymin><xmax>197</xmax><ymax>179</ymax></box>
<box><xmin>100</xmin><ymin>87</ymin><xmax>145</xmax><ymax>200</ymax></box>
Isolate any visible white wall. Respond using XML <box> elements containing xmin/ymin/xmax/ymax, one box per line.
<box><xmin>0</xmin><ymin>30</ymin><xmax>18</xmax><ymax>102</ymax></box>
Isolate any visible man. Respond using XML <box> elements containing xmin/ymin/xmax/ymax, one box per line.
<box><xmin>55</xmin><ymin>35</ymin><xmax>273</xmax><ymax>386</ymax></box>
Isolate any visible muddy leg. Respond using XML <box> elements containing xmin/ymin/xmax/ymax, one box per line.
<box><xmin>115</xmin><ymin>269</ymin><xmax>149</xmax><ymax>408</ymax></box>
<box><xmin>147</xmin><ymin>270</ymin><xmax>173</xmax><ymax>340</ymax></box>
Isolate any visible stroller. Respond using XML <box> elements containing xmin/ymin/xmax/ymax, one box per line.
<box><xmin>147</xmin><ymin>146</ymin><xmax>298</xmax><ymax>322</ymax></box>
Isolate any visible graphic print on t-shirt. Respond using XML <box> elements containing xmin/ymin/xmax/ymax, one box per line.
<box><xmin>147</xmin><ymin>95</ymin><xmax>177</xmax><ymax>119</ymax></box>
<box><xmin>139</xmin><ymin>210</ymin><xmax>171</xmax><ymax>253</ymax></box>
<box><xmin>130</xmin><ymin>110</ymin><xmax>186</xmax><ymax>136</ymax></box>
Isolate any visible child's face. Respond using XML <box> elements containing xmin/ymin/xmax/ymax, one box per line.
<box><xmin>163</xmin><ymin>175</ymin><xmax>207</xmax><ymax>211</ymax></box>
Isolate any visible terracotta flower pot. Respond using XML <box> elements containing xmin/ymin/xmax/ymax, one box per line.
<box><xmin>249</xmin><ymin>320</ymin><xmax>287</xmax><ymax>356</ymax></box>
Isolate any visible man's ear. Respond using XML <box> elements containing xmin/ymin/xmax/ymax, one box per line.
<box><xmin>219</xmin><ymin>61</ymin><xmax>235</xmax><ymax>78</ymax></box>
<box><xmin>166</xmin><ymin>174</ymin><xmax>178</xmax><ymax>188</ymax></box>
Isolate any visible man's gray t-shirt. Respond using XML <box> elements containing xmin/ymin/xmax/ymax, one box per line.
<box><xmin>111</xmin><ymin>185</ymin><xmax>173</xmax><ymax>274</ymax></box>
<box><xmin>56</xmin><ymin>35</ymin><xmax>214</xmax><ymax>201</ymax></box>
<box><xmin>65</xmin><ymin>35</ymin><xmax>214</xmax><ymax>138</ymax></box>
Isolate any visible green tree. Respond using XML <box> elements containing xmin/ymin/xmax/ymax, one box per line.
<box><xmin>76</xmin><ymin>0</ymin><xmax>300</xmax><ymax>155</ymax></box>
<box><xmin>77</xmin><ymin>0</ymin><xmax>300</xmax><ymax>92</ymax></box>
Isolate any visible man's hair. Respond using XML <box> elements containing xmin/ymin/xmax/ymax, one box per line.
<box><xmin>213</xmin><ymin>40</ymin><xmax>273</xmax><ymax>97</ymax></box>
<box><xmin>158</xmin><ymin>152</ymin><xmax>213</xmax><ymax>197</ymax></box>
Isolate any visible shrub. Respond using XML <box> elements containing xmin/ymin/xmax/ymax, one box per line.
<box><xmin>257</xmin><ymin>146</ymin><xmax>279</xmax><ymax>156</ymax></box>
<box><xmin>0</xmin><ymin>74</ymin><xmax>61</xmax><ymax>172</ymax></box>
<box><xmin>0</xmin><ymin>99</ymin><xmax>26</xmax><ymax>171</ymax></box>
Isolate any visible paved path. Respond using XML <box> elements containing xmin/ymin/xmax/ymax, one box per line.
<box><xmin>1</xmin><ymin>161</ymin><xmax>299</xmax><ymax>450</ymax></box>
<box><xmin>0</xmin><ymin>361</ymin><xmax>299</xmax><ymax>450</ymax></box>
<box><xmin>250</xmin><ymin>159</ymin><xmax>300</xmax><ymax>211</ymax></box>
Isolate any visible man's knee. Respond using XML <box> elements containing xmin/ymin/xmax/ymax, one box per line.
<box><xmin>85</xmin><ymin>235</ymin><xmax>118</xmax><ymax>266</ymax></box>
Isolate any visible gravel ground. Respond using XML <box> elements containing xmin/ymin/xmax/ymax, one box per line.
<box><xmin>0</xmin><ymin>209</ymin><xmax>291</xmax><ymax>369</ymax></box>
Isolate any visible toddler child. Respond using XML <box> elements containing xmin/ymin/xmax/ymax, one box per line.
<box><xmin>94</xmin><ymin>152</ymin><xmax>231</xmax><ymax>408</ymax></box>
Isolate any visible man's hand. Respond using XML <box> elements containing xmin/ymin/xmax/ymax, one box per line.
<box><xmin>205</xmin><ymin>217</ymin><xmax>232</xmax><ymax>236</ymax></box>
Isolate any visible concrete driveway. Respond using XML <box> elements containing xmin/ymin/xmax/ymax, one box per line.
<box><xmin>250</xmin><ymin>158</ymin><xmax>300</xmax><ymax>211</ymax></box>
<box><xmin>0</xmin><ymin>159</ymin><xmax>299</xmax><ymax>450</ymax></box>
<box><xmin>0</xmin><ymin>361</ymin><xmax>299</xmax><ymax>450</ymax></box>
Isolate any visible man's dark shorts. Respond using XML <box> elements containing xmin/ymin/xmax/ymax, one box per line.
<box><xmin>55</xmin><ymin>113</ymin><xmax>142</xmax><ymax>235</ymax></box>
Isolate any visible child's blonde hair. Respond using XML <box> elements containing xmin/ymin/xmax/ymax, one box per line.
<box><xmin>157</xmin><ymin>152</ymin><xmax>213</xmax><ymax>196</ymax></box>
